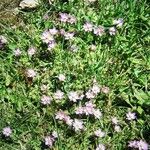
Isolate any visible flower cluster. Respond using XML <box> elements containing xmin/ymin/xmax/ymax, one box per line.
<box><xmin>59</xmin><ymin>13</ymin><xmax>76</xmax><ymax>24</ymax></box>
<box><xmin>128</xmin><ymin>140</ymin><xmax>148</xmax><ymax>150</ymax></box>
<box><xmin>96</xmin><ymin>143</ymin><xmax>106</xmax><ymax>150</ymax></box>
<box><xmin>111</xmin><ymin>117</ymin><xmax>121</xmax><ymax>132</ymax></box>
<box><xmin>85</xmin><ymin>84</ymin><xmax>101</xmax><ymax>99</ymax></box>
<box><xmin>44</xmin><ymin>131</ymin><xmax>58</xmax><ymax>148</ymax></box>
<box><xmin>126</xmin><ymin>112</ymin><xmax>136</xmax><ymax>120</ymax></box>
<box><xmin>41</xmin><ymin>28</ymin><xmax>58</xmax><ymax>51</ymax></box>
<box><xmin>94</xmin><ymin>128</ymin><xmax>105</xmax><ymax>138</ymax></box>
<box><xmin>55</xmin><ymin>111</ymin><xmax>84</xmax><ymax>131</ymax></box>
<box><xmin>75</xmin><ymin>101</ymin><xmax>102</xmax><ymax>119</ymax></box>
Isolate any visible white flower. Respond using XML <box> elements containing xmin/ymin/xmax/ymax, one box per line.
<box><xmin>114</xmin><ymin>125</ymin><xmax>121</xmax><ymax>132</ymax></box>
<box><xmin>68</xmin><ymin>91</ymin><xmax>79</xmax><ymax>102</ymax></box>
<box><xmin>54</xmin><ymin>90</ymin><xmax>64</xmax><ymax>100</ymax></box>
<box><xmin>52</xmin><ymin>131</ymin><xmax>58</xmax><ymax>138</ymax></box>
<box><xmin>91</xmin><ymin>84</ymin><xmax>100</xmax><ymax>95</ymax></box>
<box><xmin>14</xmin><ymin>48</ymin><xmax>21</xmax><ymax>56</ymax></box>
<box><xmin>58</xmin><ymin>74</ymin><xmax>66</xmax><ymax>81</ymax></box>
<box><xmin>109</xmin><ymin>27</ymin><xmax>116</xmax><ymax>35</ymax></box>
<box><xmin>93</xmin><ymin>109</ymin><xmax>102</xmax><ymax>119</ymax></box>
<box><xmin>96</xmin><ymin>143</ymin><xmax>105</xmax><ymax>150</ymax></box>
<box><xmin>28</xmin><ymin>47</ymin><xmax>36</xmax><ymax>56</ymax></box>
<box><xmin>55</xmin><ymin>111</ymin><xmax>66</xmax><ymax>120</ymax></box>
<box><xmin>64</xmin><ymin>117</ymin><xmax>73</xmax><ymax>126</ymax></box>
<box><xmin>26</xmin><ymin>69</ymin><xmax>36</xmax><ymax>78</ymax></box>
<box><xmin>126</xmin><ymin>112</ymin><xmax>136</xmax><ymax>120</ymax></box>
<box><xmin>64</xmin><ymin>32</ymin><xmax>74</xmax><ymax>40</ymax></box>
<box><xmin>113</xmin><ymin>18</ymin><xmax>124</xmax><ymax>27</ymax></box>
<box><xmin>90</xmin><ymin>44</ymin><xmax>97</xmax><ymax>51</ymax></box>
<box><xmin>111</xmin><ymin>117</ymin><xmax>119</xmax><ymax>125</ymax></box>
<box><xmin>93</xmin><ymin>26</ymin><xmax>105</xmax><ymax>36</ymax></box>
<box><xmin>94</xmin><ymin>129</ymin><xmax>105</xmax><ymax>137</ymax></box>
<box><xmin>73</xmin><ymin>119</ymin><xmax>84</xmax><ymax>131</ymax></box>
<box><xmin>41</xmin><ymin>84</ymin><xmax>49</xmax><ymax>92</ymax></box>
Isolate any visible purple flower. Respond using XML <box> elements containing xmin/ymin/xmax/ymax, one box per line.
<box><xmin>85</xmin><ymin>90</ymin><xmax>95</xmax><ymax>99</ymax></box>
<box><xmin>93</xmin><ymin>26</ymin><xmax>105</xmax><ymax>36</ymax></box>
<box><xmin>83</xmin><ymin>22</ymin><xmax>93</xmax><ymax>32</ymax></box>
<box><xmin>41</xmin><ymin>95</ymin><xmax>51</xmax><ymax>105</ymax></box>
<box><xmin>91</xmin><ymin>84</ymin><xmax>100</xmax><ymax>95</ymax></box>
<box><xmin>75</xmin><ymin>106</ymin><xmax>85</xmax><ymax>115</ymax></box>
<box><xmin>126</xmin><ymin>112</ymin><xmax>136</xmax><ymax>120</ymax></box>
<box><xmin>2</xmin><ymin>127</ymin><xmax>12</xmax><ymax>137</ymax></box>
<box><xmin>109</xmin><ymin>27</ymin><xmax>116</xmax><ymax>35</ymax></box>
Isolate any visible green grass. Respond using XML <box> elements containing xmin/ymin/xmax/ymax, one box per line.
<box><xmin>0</xmin><ymin>0</ymin><xmax>150</xmax><ymax>149</ymax></box>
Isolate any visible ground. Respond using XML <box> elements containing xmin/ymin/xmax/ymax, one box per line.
<box><xmin>0</xmin><ymin>0</ymin><xmax>150</xmax><ymax>150</ymax></box>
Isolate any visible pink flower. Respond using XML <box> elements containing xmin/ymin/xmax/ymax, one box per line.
<box><xmin>126</xmin><ymin>112</ymin><xmax>136</xmax><ymax>120</ymax></box>
<box><xmin>55</xmin><ymin>111</ymin><xmax>66</xmax><ymax>120</ymax></box>
<box><xmin>14</xmin><ymin>48</ymin><xmax>21</xmax><ymax>56</ymax></box>
<box><xmin>41</xmin><ymin>95</ymin><xmax>51</xmax><ymax>105</ymax></box>
<box><xmin>59</xmin><ymin>13</ymin><xmax>69</xmax><ymax>22</ymax></box>
<box><xmin>26</xmin><ymin>69</ymin><xmax>36</xmax><ymax>78</ymax></box>
<box><xmin>68</xmin><ymin>15</ymin><xmax>76</xmax><ymax>24</ymax></box>
<box><xmin>128</xmin><ymin>140</ymin><xmax>139</xmax><ymax>149</ymax></box>
<box><xmin>94</xmin><ymin>129</ymin><xmax>105</xmax><ymax>137</ymax></box>
<box><xmin>44</xmin><ymin>136</ymin><xmax>55</xmax><ymax>147</ymax></box>
<box><xmin>109</xmin><ymin>27</ymin><xmax>116</xmax><ymax>35</ymax></box>
<box><xmin>68</xmin><ymin>91</ymin><xmax>79</xmax><ymax>102</ymax></box>
<box><xmin>96</xmin><ymin>143</ymin><xmax>106</xmax><ymax>150</ymax></box>
<box><xmin>83</xmin><ymin>22</ymin><xmax>93</xmax><ymax>32</ymax></box>
<box><xmin>58</xmin><ymin>74</ymin><xmax>66</xmax><ymax>81</ymax></box>
<box><xmin>2</xmin><ymin>127</ymin><xmax>12</xmax><ymax>137</ymax></box>
<box><xmin>93</xmin><ymin>26</ymin><xmax>105</xmax><ymax>36</ymax></box>
<box><xmin>85</xmin><ymin>90</ymin><xmax>95</xmax><ymax>99</ymax></box>
<box><xmin>28</xmin><ymin>47</ymin><xmax>36</xmax><ymax>56</ymax></box>
<box><xmin>64</xmin><ymin>116</ymin><xmax>73</xmax><ymax>126</ymax></box>
<box><xmin>41</xmin><ymin>30</ymin><xmax>54</xmax><ymax>43</ymax></box>
<box><xmin>137</xmin><ymin>140</ymin><xmax>148</xmax><ymax>150</ymax></box>
<box><xmin>49</xmin><ymin>28</ymin><xmax>58</xmax><ymax>35</ymax></box>
<box><xmin>72</xmin><ymin>119</ymin><xmax>84</xmax><ymax>132</ymax></box>
<box><xmin>54</xmin><ymin>90</ymin><xmax>64</xmax><ymax>100</ymax></box>
<box><xmin>75</xmin><ymin>106</ymin><xmax>85</xmax><ymax>115</ymax></box>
